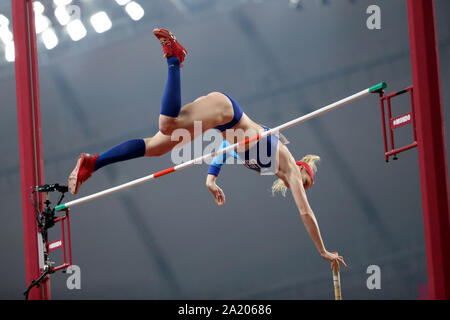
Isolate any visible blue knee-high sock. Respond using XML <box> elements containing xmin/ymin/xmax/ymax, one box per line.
<box><xmin>160</xmin><ymin>56</ymin><xmax>181</xmax><ymax>118</ymax></box>
<box><xmin>94</xmin><ymin>139</ymin><xmax>146</xmax><ymax>171</ymax></box>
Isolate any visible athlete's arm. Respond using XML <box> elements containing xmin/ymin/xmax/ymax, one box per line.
<box><xmin>288</xmin><ymin>173</ymin><xmax>347</xmax><ymax>270</ymax></box>
<box><xmin>289</xmin><ymin>175</ymin><xmax>326</xmax><ymax>252</ymax></box>
<box><xmin>277</xmin><ymin>143</ymin><xmax>346</xmax><ymax>269</ymax></box>
<box><xmin>288</xmin><ymin>174</ymin><xmax>325</xmax><ymax>251</ymax></box>
<box><xmin>205</xmin><ymin>140</ymin><xmax>239</xmax><ymax>206</ymax></box>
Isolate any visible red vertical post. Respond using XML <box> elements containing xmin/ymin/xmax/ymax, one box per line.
<box><xmin>407</xmin><ymin>0</ymin><xmax>450</xmax><ymax>300</ymax></box>
<box><xmin>11</xmin><ymin>0</ymin><xmax>50</xmax><ymax>299</ymax></box>
<box><xmin>386</xmin><ymin>99</ymin><xmax>395</xmax><ymax>152</ymax></box>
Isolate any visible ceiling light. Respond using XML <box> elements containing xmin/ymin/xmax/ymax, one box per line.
<box><xmin>33</xmin><ymin>1</ymin><xmax>45</xmax><ymax>16</ymax></box>
<box><xmin>0</xmin><ymin>14</ymin><xmax>9</xmax><ymax>28</ymax></box>
<box><xmin>35</xmin><ymin>15</ymin><xmax>50</xmax><ymax>34</ymax></box>
<box><xmin>115</xmin><ymin>0</ymin><xmax>131</xmax><ymax>5</ymax></box>
<box><xmin>54</xmin><ymin>6</ymin><xmax>71</xmax><ymax>26</ymax></box>
<box><xmin>42</xmin><ymin>28</ymin><xmax>59</xmax><ymax>50</ymax></box>
<box><xmin>53</xmin><ymin>0</ymin><xmax>72</xmax><ymax>6</ymax></box>
<box><xmin>0</xmin><ymin>28</ymin><xmax>13</xmax><ymax>44</ymax></box>
<box><xmin>5</xmin><ymin>41</ymin><xmax>15</xmax><ymax>62</ymax></box>
<box><xmin>125</xmin><ymin>2</ymin><xmax>144</xmax><ymax>21</ymax></box>
<box><xmin>90</xmin><ymin>11</ymin><xmax>112</xmax><ymax>33</ymax></box>
<box><xmin>66</xmin><ymin>19</ymin><xmax>87</xmax><ymax>41</ymax></box>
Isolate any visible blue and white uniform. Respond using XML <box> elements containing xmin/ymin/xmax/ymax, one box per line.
<box><xmin>207</xmin><ymin>127</ymin><xmax>289</xmax><ymax>177</ymax></box>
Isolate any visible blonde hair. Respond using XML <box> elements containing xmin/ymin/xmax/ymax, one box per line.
<box><xmin>271</xmin><ymin>154</ymin><xmax>320</xmax><ymax>197</ymax></box>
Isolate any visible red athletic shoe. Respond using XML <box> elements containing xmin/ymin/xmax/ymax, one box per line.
<box><xmin>68</xmin><ymin>153</ymin><xmax>99</xmax><ymax>194</ymax></box>
<box><xmin>153</xmin><ymin>28</ymin><xmax>188</xmax><ymax>65</ymax></box>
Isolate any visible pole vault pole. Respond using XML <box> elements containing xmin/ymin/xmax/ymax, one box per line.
<box><xmin>407</xmin><ymin>0</ymin><xmax>450</xmax><ymax>300</ymax></box>
<box><xmin>56</xmin><ymin>82</ymin><xmax>386</xmax><ymax>212</ymax></box>
<box><xmin>12</xmin><ymin>0</ymin><xmax>50</xmax><ymax>299</ymax></box>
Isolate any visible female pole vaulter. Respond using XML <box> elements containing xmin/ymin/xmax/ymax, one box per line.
<box><xmin>67</xmin><ymin>28</ymin><xmax>347</xmax><ymax>271</ymax></box>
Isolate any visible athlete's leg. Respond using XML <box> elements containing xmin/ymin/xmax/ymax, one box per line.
<box><xmin>159</xmin><ymin>56</ymin><xmax>183</xmax><ymax>120</ymax></box>
<box><xmin>160</xmin><ymin>92</ymin><xmax>234</xmax><ymax>136</ymax></box>
<box><xmin>94</xmin><ymin>139</ymin><xmax>146</xmax><ymax>171</ymax></box>
<box><xmin>68</xmin><ymin>139</ymin><xmax>146</xmax><ymax>194</ymax></box>
<box><xmin>154</xmin><ymin>29</ymin><xmax>234</xmax><ymax>136</ymax></box>
<box><xmin>154</xmin><ymin>28</ymin><xmax>186</xmax><ymax>122</ymax></box>
<box><xmin>67</xmin><ymin>130</ymin><xmax>196</xmax><ymax>194</ymax></box>
<box><xmin>143</xmin><ymin>130</ymin><xmax>191</xmax><ymax>157</ymax></box>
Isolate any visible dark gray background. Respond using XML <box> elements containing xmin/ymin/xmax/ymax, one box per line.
<box><xmin>0</xmin><ymin>0</ymin><xmax>449</xmax><ymax>299</ymax></box>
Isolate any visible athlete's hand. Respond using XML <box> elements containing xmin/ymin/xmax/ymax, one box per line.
<box><xmin>321</xmin><ymin>250</ymin><xmax>347</xmax><ymax>272</ymax></box>
<box><xmin>206</xmin><ymin>175</ymin><xmax>226</xmax><ymax>206</ymax></box>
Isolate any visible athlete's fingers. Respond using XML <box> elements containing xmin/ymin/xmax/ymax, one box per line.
<box><xmin>215</xmin><ymin>193</ymin><xmax>221</xmax><ymax>204</ymax></box>
<box><xmin>331</xmin><ymin>259</ymin><xmax>339</xmax><ymax>272</ymax></box>
<box><xmin>212</xmin><ymin>190</ymin><xmax>220</xmax><ymax>205</ymax></box>
<box><xmin>220</xmin><ymin>190</ymin><xmax>226</xmax><ymax>204</ymax></box>
<box><xmin>216</xmin><ymin>190</ymin><xmax>225</xmax><ymax>206</ymax></box>
<box><xmin>217</xmin><ymin>187</ymin><xmax>225</xmax><ymax>200</ymax></box>
<box><xmin>334</xmin><ymin>261</ymin><xmax>340</xmax><ymax>273</ymax></box>
<box><xmin>331</xmin><ymin>261</ymin><xmax>338</xmax><ymax>272</ymax></box>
